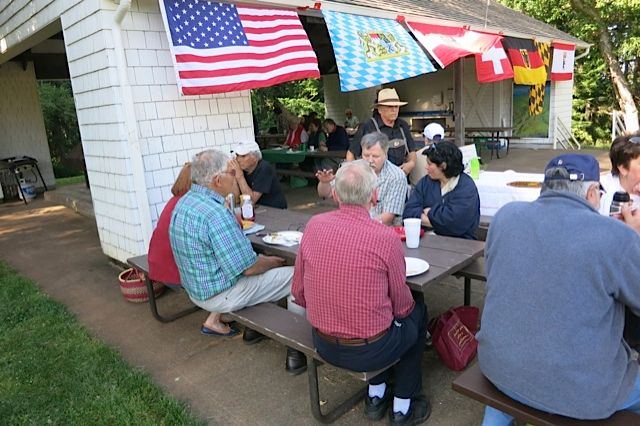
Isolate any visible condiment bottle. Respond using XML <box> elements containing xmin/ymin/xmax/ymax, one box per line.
<box><xmin>610</xmin><ymin>191</ymin><xmax>631</xmax><ymax>217</ymax></box>
<box><xmin>240</xmin><ymin>194</ymin><xmax>255</xmax><ymax>221</ymax></box>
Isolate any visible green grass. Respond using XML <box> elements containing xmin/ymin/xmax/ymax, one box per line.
<box><xmin>0</xmin><ymin>261</ymin><xmax>204</xmax><ymax>425</ymax></box>
<box><xmin>55</xmin><ymin>175</ymin><xmax>85</xmax><ymax>187</ymax></box>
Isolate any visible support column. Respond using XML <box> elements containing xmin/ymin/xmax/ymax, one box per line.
<box><xmin>454</xmin><ymin>60</ymin><xmax>465</xmax><ymax>147</ymax></box>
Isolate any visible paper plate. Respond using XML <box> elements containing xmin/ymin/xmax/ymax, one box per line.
<box><xmin>405</xmin><ymin>257</ymin><xmax>430</xmax><ymax>277</ymax></box>
<box><xmin>262</xmin><ymin>231</ymin><xmax>303</xmax><ymax>246</ymax></box>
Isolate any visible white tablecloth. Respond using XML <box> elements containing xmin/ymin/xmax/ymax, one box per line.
<box><xmin>475</xmin><ymin>170</ymin><xmax>543</xmax><ymax>216</ymax></box>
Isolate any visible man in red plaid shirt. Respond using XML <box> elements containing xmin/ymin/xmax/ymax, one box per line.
<box><xmin>291</xmin><ymin>160</ymin><xmax>429</xmax><ymax>425</ymax></box>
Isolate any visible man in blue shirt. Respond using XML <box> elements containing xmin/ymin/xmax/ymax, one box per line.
<box><xmin>170</xmin><ymin>149</ymin><xmax>307</xmax><ymax>374</ymax></box>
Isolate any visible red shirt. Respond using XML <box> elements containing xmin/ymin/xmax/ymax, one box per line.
<box><xmin>284</xmin><ymin>124</ymin><xmax>305</xmax><ymax>148</ymax></box>
<box><xmin>292</xmin><ymin>205</ymin><xmax>414</xmax><ymax>339</ymax></box>
<box><xmin>148</xmin><ymin>195</ymin><xmax>181</xmax><ymax>284</ymax></box>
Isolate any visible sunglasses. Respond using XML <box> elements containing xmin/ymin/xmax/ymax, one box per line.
<box><xmin>629</xmin><ymin>136</ymin><xmax>640</xmax><ymax>144</ymax></box>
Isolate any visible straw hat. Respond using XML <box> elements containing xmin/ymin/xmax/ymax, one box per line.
<box><xmin>373</xmin><ymin>88</ymin><xmax>408</xmax><ymax>107</ymax></box>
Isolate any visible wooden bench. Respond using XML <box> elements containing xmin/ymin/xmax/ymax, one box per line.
<box><xmin>275</xmin><ymin>169</ymin><xmax>316</xmax><ymax>179</ymax></box>
<box><xmin>454</xmin><ymin>257</ymin><xmax>486</xmax><ymax>306</ymax></box>
<box><xmin>473</xmin><ymin>137</ymin><xmax>510</xmax><ymax>160</ymax></box>
<box><xmin>127</xmin><ymin>254</ymin><xmax>200</xmax><ymax>323</ymax></box>
<box><xmin>227</xmin><ymin>302</ymin><xmax>395</xmax><ymax>424</ymax></box>
<box><xmin>453</xmin><ymin>364</ymin><xmax>640</xmax><ymax>425</ymax></box>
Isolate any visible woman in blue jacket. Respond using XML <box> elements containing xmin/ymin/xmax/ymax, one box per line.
<box><xmin>403</xmin><ymin>141</ymin><xmax>480</xmax><ymax>239</ymax></box>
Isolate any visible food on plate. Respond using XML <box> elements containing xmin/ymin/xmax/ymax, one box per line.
<box><xmin>242</xmin><ymin>220</ymin><xmax>255</xmax><ymax>230</ymax></box>
<box><xmin>506</xmin><ymin>181</ymin><xmax>542</xmax><ymax>188</ymax></box>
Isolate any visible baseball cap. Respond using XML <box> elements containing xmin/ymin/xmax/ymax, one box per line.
<box><xmin>232</xmin><ymin>140</ymin><xmax>260</xmax><ymax>156</ymax></box>
<box><xmin>423</xmin><ymin>123</ymin><xmax>445</xmax><ymax>141</ymax></box>
<box><xmin>544</xmin><ymin>154</ymin><xmax>603</xmax><ymax>188</ymax></box>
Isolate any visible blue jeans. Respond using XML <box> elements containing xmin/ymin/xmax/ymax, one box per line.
<box><xmin>482</xmin><ymin>370</ymin><xmax>640</xmax><ymax>425</ymax></box>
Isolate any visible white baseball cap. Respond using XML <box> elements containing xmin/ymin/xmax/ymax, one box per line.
<box><xmin>423</xmin><ymin>123</ymin><xmax>445</xmax><ymax>141</ymax></box>
<box><xmin>232</xmin><ymin>140</ymin><xmax>260</xmax><ymax>156</ymax></box>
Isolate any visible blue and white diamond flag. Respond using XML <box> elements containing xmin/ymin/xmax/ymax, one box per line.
<box><xmin>323</xmin><ymin>10</ymin><xmax>435</xmax><ymax>92</ymax></box>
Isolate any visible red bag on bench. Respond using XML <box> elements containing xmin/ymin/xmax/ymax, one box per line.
<box><xmin>428</xmin><ymin>306</ymin><xmax>479</xmax><ymax>371</ymax></box>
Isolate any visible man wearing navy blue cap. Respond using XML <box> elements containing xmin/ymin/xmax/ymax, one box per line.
<box><xmin>477</xmin><ymin>154</ymin><xmax>640</xmax><ymax>423</ymax></box>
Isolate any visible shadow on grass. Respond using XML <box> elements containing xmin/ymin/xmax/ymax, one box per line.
<box><xmin>0</xmin><ymin>261</ymin><xmax>204</xmax><ymax>425</ymax></box>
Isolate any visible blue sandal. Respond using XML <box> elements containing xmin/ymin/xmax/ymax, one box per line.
<box><xmin>200</xmin><ymin>324</ymin><xmax>240</xmax><ymax>337</ymax></box>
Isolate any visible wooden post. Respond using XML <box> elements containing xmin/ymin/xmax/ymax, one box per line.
<box><xmin>454</xmin><ymin>60</ymin><xmax>465</xmax><ymax>147</ymax></box>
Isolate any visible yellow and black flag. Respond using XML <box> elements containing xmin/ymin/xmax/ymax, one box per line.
<box><xmin>502</xmin><ymin>37</ymin><xmax>547</xmax><ymax>85</ymax></box>
<box><xmin>528</xmin><ymin>41</ymin><xmax>551</xmax><ymax>116</ymax></box>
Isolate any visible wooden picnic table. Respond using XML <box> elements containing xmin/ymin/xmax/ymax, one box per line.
<box><xmin>261</xmin><ymin>148</ymin><xmax>346</xmax><ymax>164</ymax></box>
<box><xmin>464</xmin><ymin>127</ymin><xmax>513</xmax><ymax>159</ymax></box>
<box><xmin>248</xmin><ymin>206</ymin><xmax>485</xmax><ymax>293</ymax></box>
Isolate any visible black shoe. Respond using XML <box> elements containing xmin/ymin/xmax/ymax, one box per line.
<box><xmin>364</xmin><ymin>385</ymin><xmax>392</xmax><ymax>421</ymax></box>
<box><xmin>389</xmin><ymin>395</ymin><xmax>431</xmax><ymax>426</ymax></box>
<box><xmin>242</xmin><ymin>328</ymin><xmax>267</xmax><ymax>345</ymax></box>
<box><xmin>285</xmin><ymin>347</ymin><xmax>307</xmax><ymax>375</ymax></box>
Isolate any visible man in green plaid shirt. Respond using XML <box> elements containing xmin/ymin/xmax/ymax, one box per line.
<box><xmin>169</xmin><ymin>149</ymin><xmax>307</xmax><ymax>374</ymax></box>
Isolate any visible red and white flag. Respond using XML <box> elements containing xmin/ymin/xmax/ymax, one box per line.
<box><xmin>475</xmin><ymin>39</ymin><xmax>513</xmax><ymax>83</ymax></box>
<box><xmin>159</xmin><ymin>0</ymin><xmax>319</xmax><ymax>95</ymax></box>
<box><xmin>407</xmin><ymin>22</ymin><xmax>501</xmax><ymax>68</ymax></box>
<box><xmin>551</xmin><ymin>43</ymin><xmax>575</xmax><ymax>81</ymax></box>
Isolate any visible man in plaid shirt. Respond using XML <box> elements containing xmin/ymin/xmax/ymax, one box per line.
<box><xmin>292</xmin><ymin>160</ymin><xmax>429</xmax><ymax>425</ymax></box>
<box><xmin>170</xmin><ymin>149</ymin><xmax>307</xmax><ymax>374</ymax></box>
<box><xmin>316</xmin><ymin>132</ymin><xmax>407</xmax><ymax>225</ymax></box>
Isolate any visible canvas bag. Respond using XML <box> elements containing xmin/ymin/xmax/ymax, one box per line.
<box><xmin>428</xmin><ymin>306</ymin><xmax>479</xmax><ymax>371</ymax></box>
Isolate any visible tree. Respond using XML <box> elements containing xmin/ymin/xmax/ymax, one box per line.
<box><xmin>37</xmin><ymin>81</ymin><xmax>82</xmax><ymax>176</ymax></box>
<box><xmin>501</xmin><ymin>0</ymin><xmax>640</xmax><ymax>142</ymax></box>
<box><xmin>251</xmin><ymin>78</ymin><xmax>324</xmax><ymax>133</ymax></box>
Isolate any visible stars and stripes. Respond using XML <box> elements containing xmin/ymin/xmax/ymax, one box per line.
<box><xmin>159</xmin><ymin>0</ymin><xmax>319</xmax><ymax>95</ymax></box>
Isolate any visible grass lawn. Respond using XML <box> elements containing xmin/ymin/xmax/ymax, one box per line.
<box><xmin>55</xmin><ymin>175</ymin><xmax>86</xmax><ymax>187</ymax></box>
<box><xmin>0</xmin><ymin>261</ymin><xmax>203</xmax><ymax>425</ymax></box>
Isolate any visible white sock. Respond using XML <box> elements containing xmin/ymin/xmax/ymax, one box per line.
<box><xmin>368</xmin><ymin>383</ymin><xmax>386</xmax><ymax>399</ymax></box>
<box><xmin>393</xmin><ymin>397</ymin><xmax>410</xmax><ymax>415</ymax></box>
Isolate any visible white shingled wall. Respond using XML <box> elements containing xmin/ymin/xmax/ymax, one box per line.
<box><xmin>323</xmin><ymin>74</ymin><xmax>378</xmax><ymax>126</ymax></box>
<box><xmin>58</xmin><ymin>0</ymin><xmax>253</xmax><ymax>262</ymax></box>
<box><xmin>550</xmin><ymin>79</ymin><xmax>574</xmax><ymax>145</ymax></box>
<box><xmin>0</xmin><ymin>61</ymin><xmax>56</xmax><ymax>191</ymax></box>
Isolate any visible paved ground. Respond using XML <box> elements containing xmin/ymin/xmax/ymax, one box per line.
<box><xmin>0</xmin><ymin>147</ymin><xmax>609</xmax><ymax>425</ymax></box>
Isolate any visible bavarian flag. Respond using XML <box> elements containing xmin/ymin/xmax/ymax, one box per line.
<box><xmin>502</xmin><ymin>37</ymin><xmax>547</xmax><ymax>85</ymax></box>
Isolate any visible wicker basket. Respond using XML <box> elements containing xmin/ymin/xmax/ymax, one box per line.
<box><xmin>118</xmin><ymin>268</ymin><xmax>165</xmax><ymax>303</ymax></box>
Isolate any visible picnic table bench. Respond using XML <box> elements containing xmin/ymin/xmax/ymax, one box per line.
<box><xmin>453</xmin><ymin>364</ymin><xmax>640</xmax><ymax>425</ymax></box>
<box><xmin>227</xmin><ymin>302</ymin><xmax>395</xmax><ymax>423</ymax></box>
<box><xmin>127</xmin><ymin>254</ymin><xmax>200</xmax><ymax>323</ymax></box>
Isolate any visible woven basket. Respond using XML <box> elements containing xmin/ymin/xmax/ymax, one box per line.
<box><xmin>118</xmin><ymin>268</ymin><xmax>165</xmax><ymax>303</ymax></box>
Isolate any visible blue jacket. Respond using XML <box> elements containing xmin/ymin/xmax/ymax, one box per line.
<box><xmin>403</xmin><ymin>173</ymin><xmax>480</xmax><ymax>240</ymax></box>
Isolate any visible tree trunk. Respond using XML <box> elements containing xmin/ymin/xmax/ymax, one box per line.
<box><xmin>571</xmin><ymin>0</ymin><xmax>639</xmax><ymax>132</ymax></box>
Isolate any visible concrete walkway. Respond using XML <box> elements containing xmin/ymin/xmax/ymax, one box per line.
<box><xmin>0</xmin><ymin>147</ymin><xmax>608</xmax><ymax>425</ymax></box>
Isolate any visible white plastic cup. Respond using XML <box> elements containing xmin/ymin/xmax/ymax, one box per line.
<box><xmin>403</xmin><ymin>218</ymin><xmax>421</xmax><ymax>249</ymax></box>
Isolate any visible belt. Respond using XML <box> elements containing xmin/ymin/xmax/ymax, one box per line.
<box><xmin>315</xmin><ymin>328</ymin><xmax>389</xmax><ymax>347</ymax></box>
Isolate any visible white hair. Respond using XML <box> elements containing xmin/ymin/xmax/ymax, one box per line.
<box><xmin>191</xmin><ymin>149</ymin><xmax>230</xmax><ymax>186</ymax></box>
<box><xmin>334</xmin><ymin>159</ymin><xmax>377</xmax><ymax>205</ymax></box>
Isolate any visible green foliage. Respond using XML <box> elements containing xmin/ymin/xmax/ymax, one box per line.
<box><xmin>37</xmin><ymin>81</ymin><xmax>82</xmax><ymax>177</ymax></box>
<box><xmin>251</xmin><ymin>78</ymin><xmax>325</xmax><ymax>133</ymax></box>
<box><xmin>0</xmin><ymin>261</ymin><xmax>203</xmax><ymax>425</ymax></box>
<box><xmin>500</xmin><ymin>0</ymin><xmax>640</xmax><ymax>147</ymax></box>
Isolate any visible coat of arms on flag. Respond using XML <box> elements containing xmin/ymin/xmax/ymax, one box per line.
<box><xmin>323</xmin><ymin>10</ymin><xmax>435</xmax><ymax>92</ymax></box>
<box><xmin>159</xmin><ymin>0</ymin><xmax>320</xmax><ymax>95</ymax></box>
<box><xmin>502</xmin><ymin>37</ymin><xmax>547</xmax><ymax>85</ymax></box>
<box><xmin>551</xmin><ymin>43</ymin><xmax>575</xmax><ymax>81</ymax></box>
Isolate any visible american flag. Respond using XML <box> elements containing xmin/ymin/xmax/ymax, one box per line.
<box><xmin>160</xmin><ymin>0</ymin><xmax>320</xmax><ymax>95</ymax></box>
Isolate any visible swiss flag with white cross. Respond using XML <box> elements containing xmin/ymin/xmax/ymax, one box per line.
<box><xmin>475</xmin><ymin>39</ymin><xmax>514</xmax><ymax>83</ymax></box>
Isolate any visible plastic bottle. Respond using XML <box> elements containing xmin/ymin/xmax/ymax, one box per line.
<box><xmin>610</xmin><ymin>191</ymin><xmax>631</xmax><ymax>216</ymax></box>
<box><xmin>469</xmin><ymin>158</ymin><xmax>480</xmax><ymax>180</ymax></box>
<box><xmin>240</xmin><ymin>194</ymin><xmax>255</xmax><ymax>221</ymax></box>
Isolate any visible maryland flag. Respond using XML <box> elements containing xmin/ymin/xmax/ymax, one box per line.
<box><xmin>528</xmin><ymin>41</ymin><xmax>551</xmax><ymax>116</ymax></box>
<box><xmin>502</xmin><ymin>37</ymin><xmax>547</xmax><ymax>85</ymax></box>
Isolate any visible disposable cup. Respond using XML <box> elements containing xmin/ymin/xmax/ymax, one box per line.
<box><xmin>403</xmin><ymin>218</ymin><xmax>421</xmax><ymax>249</ymax></box>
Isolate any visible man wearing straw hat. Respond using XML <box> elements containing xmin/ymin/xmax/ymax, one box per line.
<box><xmin>346</xmin><ymin>88</ymin><xmax>417</xmax><ymax>176</ymax></box>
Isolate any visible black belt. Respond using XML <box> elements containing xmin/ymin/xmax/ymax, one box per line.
<box><xmin>315</xmin><ymin>328</ymin><xmax>389</xmax><ymax>347</ymax></box>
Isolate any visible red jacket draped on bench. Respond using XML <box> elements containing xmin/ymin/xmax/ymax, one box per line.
<box><xmin>148</xmin><ymin>195</ymin><xmax>181</xmax><ymax>285</ymax></box>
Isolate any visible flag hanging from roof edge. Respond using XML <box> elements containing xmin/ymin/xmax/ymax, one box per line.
<box><xmin>502</xmin><ymin>37</ymin><xmax>547</xmax><ymax>85</ymax></box>
<box><xmin>159</xmin><ymin>0</ymin><xmax>319</xmax><ymax>96</ymax></box>
<box><xmin>528</xmin><ymin>41</ymin><xmax>551</xmax><ymax>116</ymax></box>
<box><xmin>407</xmin><ymin>22</ymin><xmax>501</xmax><ymax>69</ymax></box>
<box><xmin>474</xmin><ymin>39</ymin><xmax>513</xmax><ymax>83</ymax></box>
<box><xmin>551</xmin><ymin>42</ymin><xmax>575</xmax><ymax>81</ymax></box>
<box><xmin>322</xmin><ymin>10</ymin><xmax>435</xmax><ymax>92</ymax></box>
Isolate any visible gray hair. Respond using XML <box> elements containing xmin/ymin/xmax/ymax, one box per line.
<box><xmin>334</xmin><ymin>159</ymin><xmax>378</xmax><ymax>205</ymax></box>
<box><xmin>541</xmin><ymin>167</ymin><xmax>597</xmax><ymax>199</ymax></box>
<box><xmin>191</xmin><ymin>149</ymin><xmax>230</xmax><ymax>186</ymax></box>
<box><xmin>249</xmin><ymin>150</ymin><xmax>262</xmax><ymax>160</ymax></box>
<box><xmin>361</xmin><ymin>132</ymin><xmax>390</xmax><ymax>154</ymax></box>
